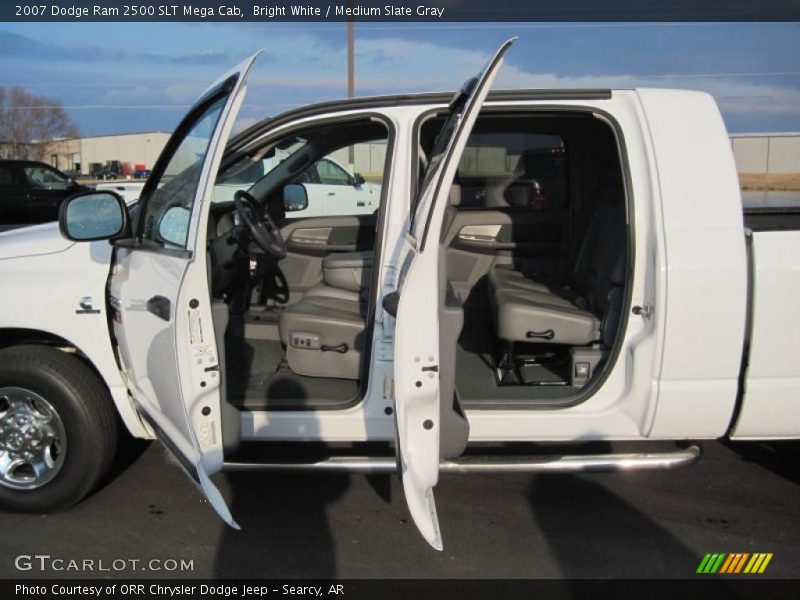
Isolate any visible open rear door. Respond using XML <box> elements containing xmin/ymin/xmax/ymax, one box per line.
<box><xmin>109</xmin><ymin>53</ymin><xmax>261</xmax><ymax>528</ymax></box>
<box><xmin>390</xmin><ymin>38</ymin><xmax>515</xmax><ymax>549</ymax></box>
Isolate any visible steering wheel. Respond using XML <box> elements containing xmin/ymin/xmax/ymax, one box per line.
<box><xmin>233</xmin><ymin>190</ymin><xmax>287</xmax><ymax>259</ymax></box>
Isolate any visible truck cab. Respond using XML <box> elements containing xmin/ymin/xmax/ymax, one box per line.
<box><xmin>0</xmin><ymin>41</ymin><xmax>798</xmax><ymax>549</ymax></box>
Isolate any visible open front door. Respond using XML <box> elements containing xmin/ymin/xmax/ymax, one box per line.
<box><xmin>390</xmin><ymin>39</ymin><xmax>515</xmax><ymax>549</ymax></box>
<box><xmin>109</xmin><ymin>53</ymin><xmax>261</xmax><ymax>528</ymax></box>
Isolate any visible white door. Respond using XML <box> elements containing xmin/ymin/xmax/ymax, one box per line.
<box><xmin>389</xmin><ymin>38</ymin><xmax>515</xmax><ymax>550</ymax></box>
<box><xmin>109</xmin><ymin>53</ymin><xmax>260</xmax><ymax>528</ymax></box>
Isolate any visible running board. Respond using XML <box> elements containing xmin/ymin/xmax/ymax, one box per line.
<box><xmin>224</xmin><ymin>444</ymin><xmax>701</xmax><ymax>474</ymax></box>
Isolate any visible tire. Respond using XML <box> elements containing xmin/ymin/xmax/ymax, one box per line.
<box><xmin>0</xmin><ymin>345</ymin><xmax>118</xmax><ymax>512</ymax></box>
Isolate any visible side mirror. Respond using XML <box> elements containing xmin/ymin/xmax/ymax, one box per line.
<box><xmin>59</xmin><ymin>191</ymin><xmax>129</xmax><ymax>242</ymax></box>
<box><xmin>352</xmin><ymin>173</ymin><xmax>366</xmax><ymax>187</ymax></box>
<box><xmin>158</xmin><ymin>206</ymin><xmax>192</xmax><ymax>247</ymax></box>
<box><xmin>283</xmin><ymin>183</ymin><xmax>308</xmax><ymax>212</ymax></box>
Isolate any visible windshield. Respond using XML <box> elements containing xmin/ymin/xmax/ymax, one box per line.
<box><xmin>213</xmin><ymin>137</ymin><xmax>307</xmax><ymax>203</ymax></box>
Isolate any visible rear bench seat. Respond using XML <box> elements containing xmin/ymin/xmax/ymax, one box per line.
<box><xmin>489</xmin><ymin>196</ymin><xmax>626</xmax><ymax>346</ymax></box>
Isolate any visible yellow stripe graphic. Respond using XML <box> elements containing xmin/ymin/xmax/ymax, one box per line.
<box><xmin>744</xmin><ymin>554</ymin><xmax>760</xmax><ymax>573</ymax></box>
<box><xmin>758</xmin><ymin>553</ymin><xmax>773</xmax><ymax>573</ymax></box>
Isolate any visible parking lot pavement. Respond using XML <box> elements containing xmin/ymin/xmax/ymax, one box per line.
<box><xmin>0</xmin><ymin>438</ymin><xmax>797</xmax><ymax>579</ymax></box>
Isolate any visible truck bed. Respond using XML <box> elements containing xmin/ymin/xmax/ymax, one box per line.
<box><xmin>732</xmin><ymin>206</ymin><xmax>800</xmax><ymax>438</ymax></box>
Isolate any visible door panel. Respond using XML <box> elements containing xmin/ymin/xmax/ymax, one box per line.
<box><xmin>390</xmin><ymin>38</ymin><xmax>516</xmax><ymax>550</ymax></box>
<box><xmin>110</xmin><ymin>52</ymin><xmax>261</xmax><ymax>527</ymax></box>
<box><xmin>268</xmin><ymin>215</ymin><xmax>377</xmax><ymax>304</ymax></box>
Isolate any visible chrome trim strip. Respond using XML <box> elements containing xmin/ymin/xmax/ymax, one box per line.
<box><xmin>223</xmin><ymin>444</ymin><xmax>701</xmax><ymax>474</ymax></box>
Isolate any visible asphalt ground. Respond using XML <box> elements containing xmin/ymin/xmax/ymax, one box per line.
<box><xmin>0</xmin><ymin>438</ymin><xmax>797</xmax><ymax>579</ymax></box>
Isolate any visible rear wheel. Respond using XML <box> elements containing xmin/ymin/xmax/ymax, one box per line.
<box><xmin>0</xmin><ymin>345</ymin><xmax>118</xmax><ymax>512</ymax></box>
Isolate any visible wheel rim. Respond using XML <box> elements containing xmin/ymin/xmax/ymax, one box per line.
<box><xmin>0</xmin><ymin>387</ymin><xmax>67</xmax><ymax>490</ymax></box>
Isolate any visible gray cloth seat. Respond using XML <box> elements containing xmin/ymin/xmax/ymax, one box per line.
<box><xmin>489</xmin><ymin>264</ymin><xmax>552</xmax><ymax>295</ymax></box>
<box><xmin>278</xmin><ymin>183</ymin><xmax>463</xmax><ymax>379</ymax></box>
<box><xmin>302</xmin><ymin>283</ymin><xmax>362</xmax><ymax>303</ymax></box>
<box><xmin>491</xmin><ymin>195</ymin><xmax>626</xmax><ymax>346</ymax></box>
<box><xmin>278</xmin><ymin>293</ymin><xmax>367</xmax><ymax>379</ymax></box>
<box><xmin>494</xmin><ymin>288</ymin><xmax>600</xmax><ymax>345</ymax></box>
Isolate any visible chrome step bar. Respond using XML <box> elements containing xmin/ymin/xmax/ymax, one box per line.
<box><xmin>224</xmin><ymin>444</ymin><xmax>701</xmax><ymax>474</ymax></box>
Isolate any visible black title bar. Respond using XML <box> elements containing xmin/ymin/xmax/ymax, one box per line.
<box><xmin>4</xmin><ymin>0</ymin><xmax>800</xmax><ymax>22</ymax></box>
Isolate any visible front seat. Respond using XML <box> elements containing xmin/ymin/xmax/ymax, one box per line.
<box><xmin>278</xmin><ymin>184</ymin><xmax>462</xmax><ymax>380</ymax></box>
<box><xmin>278</xmin><ymin>292</ymin><xmax>366</xmax><ymax>379</ymax></box>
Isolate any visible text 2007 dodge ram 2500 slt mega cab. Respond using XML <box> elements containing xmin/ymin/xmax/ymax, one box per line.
<box><xmin>0</xmin><ymin>40</ymin><xmax>797</xmax><ymax>549</ymax></box>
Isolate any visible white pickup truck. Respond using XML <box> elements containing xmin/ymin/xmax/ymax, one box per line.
<box><xmin>0</xmin><ymin>41</ymin><xmax>797</xmax><ymax>549</ymax></box>
<box><xmin>93</xmin><ymin>156</ymin><xmax>382</xmax><ymax>218</ymax></box>
<box><xmin>213</xmin><ymin>154</ymin><xmax>382</xmax><ymax>217</ymax></box>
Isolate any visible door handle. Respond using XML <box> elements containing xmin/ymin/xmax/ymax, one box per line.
<box><xmin>146</xmin><ymin>295</ymin><xmax>171</xmax><ymax>321</ymax></box>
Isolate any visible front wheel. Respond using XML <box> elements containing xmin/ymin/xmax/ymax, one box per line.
<box><xmin>0</xmin><ymin>345</ymin><xmax>118</xmax><ymax>512</ymax></box>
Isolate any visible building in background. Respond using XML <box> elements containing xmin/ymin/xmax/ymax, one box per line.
<box><xmin>8</xmin><ymin>131</ymin><xmax>796</xmax><ymax>186</ymax></box>
<box><xmin>730</xmin><ymin>132</ymin><xmax>800</xmax><ymax>174</ymax></box>
<box><xmin>45</xmin><ymin>131</ymin><xmax>170</xmax><ymax>176</ymax></box>
<box><xmin>328</xmin><ymin>141</ymin><xmax>387</xmax><ymax>182</ymax></box>
<box><xmin>730</xmin><ymin>132</ymin><xmax>800</xmax><ymax>191</ymax></box>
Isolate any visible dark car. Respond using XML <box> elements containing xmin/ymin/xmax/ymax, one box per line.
<box><xmin>91</xmin><ymin>168</ymin><xmax>120</xmax><ymax>181</ymax></box>
<box><xmin>0</xmin><ymin>160</ymin><xmax>89</xmax><ymax>231</ymax></box>
<box><xmin>132</xmin><ymin>169</ymin><xmax>151</xmax><ymax>179</ymax></box>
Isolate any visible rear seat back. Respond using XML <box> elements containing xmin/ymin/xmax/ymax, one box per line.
<box><xmin>490</xmin><ymin>191</ymin><xmax>627</xmax><ymax>347</ymax></box>
<box><xmin>574</xmin><ymin>196</ymin><xmax>626</xmax><ymax>314</ymax></box>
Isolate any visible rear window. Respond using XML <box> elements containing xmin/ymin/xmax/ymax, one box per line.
<box><xmin>456</xmin><ymin>132</ymin><xmax>567</xmax><ymax>209</ymax></box>
<box><xmin>418</xmin><ymin>116</ymin><xmax>568</xmax><ymax>211</ymax></box>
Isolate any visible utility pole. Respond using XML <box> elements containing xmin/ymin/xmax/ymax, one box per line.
<box><xmin>347</xmin><ymin>0</ymin><xmax>355</xmax><ymax>168</ymax></box>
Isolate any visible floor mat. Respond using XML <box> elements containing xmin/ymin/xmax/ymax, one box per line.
<box><xmin>456</xmin><ymin>321</ymin><xmax>576</xmax><ymax>405</ymax></box>
<box><xmin>226</xmin><ymin>336</ymin><xmax>359</xmax><ymax>410</ymax></box>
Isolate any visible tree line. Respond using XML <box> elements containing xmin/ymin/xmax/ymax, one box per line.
<box><xmin>0</xmin><ymin>87</ymin><xmax>79</xmax><ymax>161</ymax></box>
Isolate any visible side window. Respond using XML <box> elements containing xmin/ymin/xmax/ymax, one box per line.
<box><xmin>140</xmin><ymin>95</ymin><xmax>226</xmax><ymax>248</ymax></box>
<box><xmin>305</xmin><ymin>142</ymin><xmax>387</xmax><ymax>217</ymax></box>
<box><xmin>316</xmin><ymin>159</ymin><xmax>351</xmax><ymax>185</ymax></box>
<box><xmin>23</xmin><ymin>166</ymin><xmax>71</xmax><ymax>191</ymax></box>
<box><xmin>215</xmin><ymin>124</ymin><xmax>389</xmax><ymax>218</ymax></box>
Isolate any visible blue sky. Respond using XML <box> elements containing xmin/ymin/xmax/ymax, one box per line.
<box><xmin>1</xmin><ymin>21</ymin><xmax>799</xmax><ymax>136</ymax></box>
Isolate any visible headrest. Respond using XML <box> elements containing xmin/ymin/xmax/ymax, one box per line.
<box><xmin>449</xmin><ymin>183</ymin><xmax>461</xmax><ymax>207</ymax></box>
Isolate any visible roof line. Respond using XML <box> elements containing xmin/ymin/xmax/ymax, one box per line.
<box><xmin>224</xmin><ymin>88</ymin><xmax>614</xmax><ymax>161</ymax></box>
